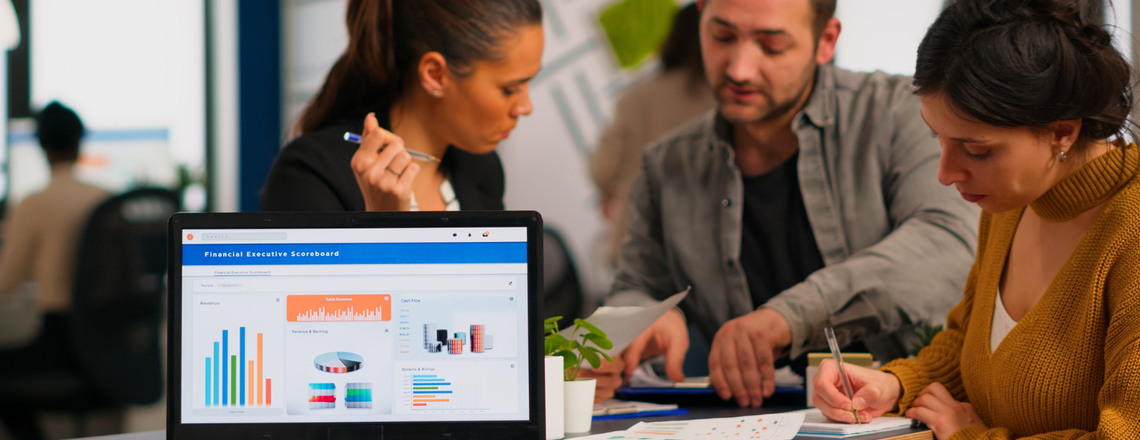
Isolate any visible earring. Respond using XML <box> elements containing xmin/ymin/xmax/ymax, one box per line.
<box><xmin>1059</xmin><ymin>150</ymin><xmax>1068</xmax><ymax>162</ymax></box>
<box><xmin>430</xmin><ymin>89</ymin><xmax>442</xmax><ymax>98</ymax></box>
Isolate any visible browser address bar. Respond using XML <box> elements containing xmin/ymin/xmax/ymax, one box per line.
<box><xmin>194</xmin><ymin>276</ymin><xmax>518</xmax><ymax>293</ymax></box>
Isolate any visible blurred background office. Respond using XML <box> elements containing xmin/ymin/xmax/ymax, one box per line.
<box><xmin>0</xmin><ymin>0</ymin><xmax>1134</xmax><ymax>439</ymax></box>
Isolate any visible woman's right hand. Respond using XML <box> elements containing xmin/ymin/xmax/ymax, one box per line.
<box><xmin>350</xmin><ymin>112</ymin><xmax>420</xmax><ymax>211</ymax></box>
<box><xmin>813</xmin><ymin>359</ymin><xmax>901</xmax><ymax>423</ymax></box>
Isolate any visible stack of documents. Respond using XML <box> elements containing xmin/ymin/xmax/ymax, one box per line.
<box><xmin>593</xmin><ymin>399</ymin><xmax>683</xmax><ymax>420</ymax></box>
<box><xmin>794</xmin><ymin>409</ymin><xmax>917</xmax><ymax>438</ymax></box>
<box><xmin>572</xmin><ymin>408</ymin><xmax>925</xmax><ymax>440</ymax></box>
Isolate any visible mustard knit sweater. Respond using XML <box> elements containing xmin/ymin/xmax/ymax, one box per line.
<box><xmin>881</xmin><ymin>145</ymin><xmax>1140</xmax><ymax>439</ymax></box>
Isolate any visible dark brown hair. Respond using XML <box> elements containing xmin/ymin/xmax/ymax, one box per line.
<box><xmin>296</xmin><ymin>0</ymin><xmax>543</xmax><ymax>135</ymax></box>
<box><xmin>699</xmin><ymin>0</ymin><xmax>835</xmax><ymax>38</ymax></box>
<box><xmin>914</xmin><ymin>0</ymin><xmax>1133</xmax><ymax>147</ymax></box>
<box><xmin>36</xmin><ymin>101</ymin><xmax>84</xmax><ymax>161</ymax></box>
<box><xmin>661</xmin><ymin>3</ymin><xmax>704</xmax><ymax>86</ymax></box>
<box><xmin>809</xmin><ymin>0</ymin><xmax>836</xmax><ymax>38</ymax></box>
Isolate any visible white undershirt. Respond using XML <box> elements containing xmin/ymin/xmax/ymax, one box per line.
<box><xmin>990</xmin><ymin>289</ymin><xmax>1018</xmax><ymax>353</ymax></box>
<box><xmin>409</xmin><ymin>178</ymin><xmax>460</xmax><ymax>211</ymax></box>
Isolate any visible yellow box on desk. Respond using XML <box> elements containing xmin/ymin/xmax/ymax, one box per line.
<box><xmin>805</xmin><ymin>352</ymin><xmax>873</xmax><ymax>407</ymax></box>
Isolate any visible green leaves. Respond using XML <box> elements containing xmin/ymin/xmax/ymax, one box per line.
<box><xmin>544</xmin><ymin>315</ymin><xmax>614</xmax><ymax>381</ymax></box>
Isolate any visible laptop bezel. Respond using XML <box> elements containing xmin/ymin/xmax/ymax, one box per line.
<box><xmin>166</xmin><ymin>211</ymin><xmax>545</xmax><ymax>440</ymax></box>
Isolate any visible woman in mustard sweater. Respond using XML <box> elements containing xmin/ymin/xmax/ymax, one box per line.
<box><xmin>813</xmin><ymin>0</ymin><xmax>1140</xmax><ymax>438</ymax></box>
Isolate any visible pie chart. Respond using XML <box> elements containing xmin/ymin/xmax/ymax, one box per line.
<box><xmin>314</xmin><ymin>351</ymin><xmax>363</xmax><ymax>373</ymax></box>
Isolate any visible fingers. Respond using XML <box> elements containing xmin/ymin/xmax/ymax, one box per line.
<box><xmin>621</xmin><ymin>331</ymin><xmax>651</xmax><ymax>379</ymax></box>
<box><xmin>709</xmin><ymin>332</ymin><xmax>751</xmax><ymax>406</ymax></box>
<box><xmin>352</xmin><ymin>113</ymin><xmax>417</xmax><ymax>211</ymax></box>
<box><xmin>578</xmin><ymin>367</ymin><xmax>622</xmax><ymax>403</ymax></box>
<box><xmin>813</xmin><ymin>360</ymin><xmax>853</xmax><ymax>410</ymax></box>
<box><xmin>734</xmin><ymin>333</ymin><xmax>764</xmax><ymax>407</ymax></box>
<box><xmin>663</xmin><ymin>334</ymin><xmax>688</xmax><ymax>383</ymax></box>
<box><xmin>754</xmin><ymin>338</ymin><xmax>777</xmax><ymax>398</ymax></box>
<box><xmin>921</xmin><ymin>382</ymin><xmax>953</xmax><ymax>401</ymax></box>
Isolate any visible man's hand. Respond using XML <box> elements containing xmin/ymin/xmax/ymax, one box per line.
<box><xmin>578</xmin><ymin>357</ymin><xmax>624</xmax><ymax>403</ymax></box>
<box><xmin>620</xmin><ymin>309</ymin><xmax>689</xmax><ymax>383</ymax></box>
<box><xmin>707</xmin><ymin>308</ymin><xmax>791</xmax><ymax>407</ymax></box>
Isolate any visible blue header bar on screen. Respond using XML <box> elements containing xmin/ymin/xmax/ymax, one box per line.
<box><xmin>182</xmin><ymin>242</ymin><xmax>527</xmax><ymax>265</ymax></box>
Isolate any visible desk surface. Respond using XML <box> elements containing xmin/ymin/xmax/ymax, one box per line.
<box><xmin>72</xmin><ymin>406</ymin><xmax>927</xmax><ymax>440</ymax></box>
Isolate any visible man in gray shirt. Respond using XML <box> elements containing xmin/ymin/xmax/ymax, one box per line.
<box><xmin>588</xmin><ymin>0</ymin><xmax>978</xmax><ymax>407</ymax></box>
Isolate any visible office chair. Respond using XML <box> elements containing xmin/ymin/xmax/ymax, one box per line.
<box><xmin>0</xmin><ymin>187</ymin><xmax>179</xmax><ymax>440</ymax></box>
<box><xmin>542</xmin><ymin>227</ymin><xmax>584</xmax><ymax>330</ymax></box>
<box><xmin>70</xmin><ymin>187</ymin><xmax>179</xmax><ymax>406</ymax></box>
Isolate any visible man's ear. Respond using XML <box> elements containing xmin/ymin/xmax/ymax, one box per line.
<box><xmin>417</xmin><ymin>51</ymin><xmax>448</xmax><ymax>98</ymax></box>
<box><xmin>815</xmin><ymin>18</ymin><xmax>841</xmax><ymax>65</ymax></box>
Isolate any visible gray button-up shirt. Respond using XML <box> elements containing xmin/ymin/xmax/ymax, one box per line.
<box><xmin>607</xmin><ymin>64</ymin><xmax>979</xmax><ymax>360</ymax></box>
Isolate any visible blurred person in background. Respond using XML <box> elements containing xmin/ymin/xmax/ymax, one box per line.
<box><xmin>0</xmin><ymin>101</ymin><xmax>110</xmax><ymax>440</ymax></box>
<box><xmin>590</xmin><ymin>2</ymin><xmax>717</xmax><ymax>268</ymax></box>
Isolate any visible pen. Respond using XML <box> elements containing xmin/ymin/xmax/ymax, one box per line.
<box><xmin>825</xmin><ymin>325</ymin><xmax>862</xmax><ymax>424</ymax></box>
<box><xmin>343</xmin><ymin>132</ymin><xmax>442</xmax><ymax>163</ymax></box>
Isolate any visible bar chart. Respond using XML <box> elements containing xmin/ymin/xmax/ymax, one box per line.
<box><xmin>397</xmin><ymin>362</ymin><xmax>519</xmax><ymax>414</ymax></box>
<box><xmin>409</xmin><ymin>374</ymin><xmax>454</xmax><ymax>408</ymax></box>
<box><xmin>287</xmin><ymin>294</ymin><xmax>391</xmax><ymax>322</ymax></box>
<box><xmin>203</xmin><ymin>327</ymin><xmax>272</xmax><ymax>407</ymax></box>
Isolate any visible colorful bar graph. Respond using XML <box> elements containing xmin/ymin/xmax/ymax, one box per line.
<box><xmin>266</xmin><ymin>379</ymin><xmax>272</xmax><ymax>405</ymax></box>
<box><xmin>204</xmin><ymin>328</ymin><xmax>271</xmax><ymax>407</ymax></box>
<box><xmin>287</xmin><ymin>294</ymin><xmax>392</xmax><ymax>322</ymax></box>
<box><xmin>411</xmin><ymin>374</ymin><xmax>454</xmax><ymax>407</ymax></box>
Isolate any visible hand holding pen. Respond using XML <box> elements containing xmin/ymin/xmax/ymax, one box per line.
<box><xmin>348</xmin><ymin>113</ymin><xmax>419</xmax><ymax>211</ymax></box>
<box><xmin>812</xmin><ymin>326</ymin><xmax>903</xmax><ymax>424</ymax></box>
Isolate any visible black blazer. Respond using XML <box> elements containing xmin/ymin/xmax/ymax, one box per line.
<box><xmin>260</xmin><ymin>114</ymin><xmax>505</xmax><ymax>212</ymax></box>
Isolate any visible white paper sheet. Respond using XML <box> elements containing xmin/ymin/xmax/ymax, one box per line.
<box><xmin>561</xmin><ymin>289</ymin><xmax>689</xmax><ymax>356</ymax></box>
<box><xmin>575</xmin><ymin>412</ymin><xmax>804</xmax><ymax>440</ymax></box>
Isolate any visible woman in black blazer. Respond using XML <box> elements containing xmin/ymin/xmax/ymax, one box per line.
<box><xmin>262</xmin><ymin>0</ymin><xmax>544</xmax><ymax>212</ymax></box>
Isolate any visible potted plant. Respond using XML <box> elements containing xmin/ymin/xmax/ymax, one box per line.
<box><xmin>544</xmin><ymin>316</ymin><xmax>613</xmax><ymax>434</ymax></box>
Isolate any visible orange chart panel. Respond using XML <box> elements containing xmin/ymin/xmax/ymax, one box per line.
<box><xmin>287</xmin><ymin>295</ymin><xmax>392</xmax><ymax>322</ymax></box>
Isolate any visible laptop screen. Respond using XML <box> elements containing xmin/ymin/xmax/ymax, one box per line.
<box><xmin>168</xmin><ymin>212</ymin><xmax>543</xmax><ymax>439</ymax></box>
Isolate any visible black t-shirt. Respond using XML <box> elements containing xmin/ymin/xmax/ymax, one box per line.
<box><xmin>738</xmin><ymin>152</ymin><xmax>826</xmax><ymax>308</ymax></box>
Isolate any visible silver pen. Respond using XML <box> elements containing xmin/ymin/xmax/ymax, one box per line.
<box><xmin>825</xmin><ymin>325</ymin><xmax>862</xmax><ymax>424</ymax></box>
<box><xmin>343</xmin><ymin>132</ymin><xmax>442</xmax><ymax>163</ymax></box>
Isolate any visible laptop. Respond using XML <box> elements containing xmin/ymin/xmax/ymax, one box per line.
<box><xmin>167</xmin><ymin>211</ymin><xmax>544</xmax><ymax>440</ymax></box>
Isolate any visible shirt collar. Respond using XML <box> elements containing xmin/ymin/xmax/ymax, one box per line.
<box><xmin>797</xmin><ymin>63</ymin><xmax>834</xmax><ymax>129</ymax></box>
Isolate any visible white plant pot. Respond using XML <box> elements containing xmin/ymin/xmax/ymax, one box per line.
<box><xmin>563</xmin><ymin>378</ymin><xmax>596</xmax><ymax>434</ymax></box>
<box><xmin>544</xmin><ymin>356</ymin><xmax>565</xmax><ymax>440</ymax></box>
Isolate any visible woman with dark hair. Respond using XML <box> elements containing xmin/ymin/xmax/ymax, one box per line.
<box><xmin>261</xmin><ymin>0</ymin><xmax>543</xmax><ymax>212</ymax></box>
<box><xmin>813</xmin><ymin>0</ymin><xmax>1140</xmax><ymax>438</ymax></box>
